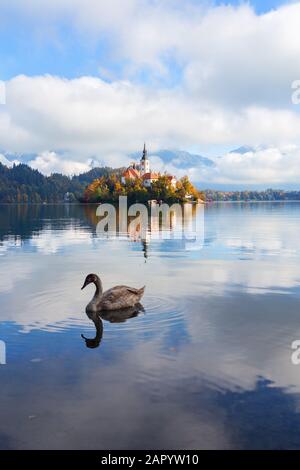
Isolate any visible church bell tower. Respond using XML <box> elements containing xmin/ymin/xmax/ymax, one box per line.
<box><xmin>140</xmin><ymin>143</ymin><xmax>150</xmax><ymax>175</ymax></box>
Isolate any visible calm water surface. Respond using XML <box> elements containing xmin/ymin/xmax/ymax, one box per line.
<box><xmin>1</xmin><ymin>202</ymin><xmax>300</xmax><ymax>449</ymax></box>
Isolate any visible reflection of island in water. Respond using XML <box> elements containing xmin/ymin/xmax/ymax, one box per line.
<box><xmin>0</xmin><ymin>204</ymin><xmax>91</xmax><ymax>242</ymax></box>
<box><xmin>0</xmin><ymin>203</ymin><xmax>204</xmax><ymax>260</ymax></box>
<box><xmin>83</xmin><ymin>201</ymin><xmax>204</xmax><ymax>257</ymax></box>
<box><xmin>81</xmin><ymin>303</ymin><xmax>145</xmax><ymax>349</ymax></box>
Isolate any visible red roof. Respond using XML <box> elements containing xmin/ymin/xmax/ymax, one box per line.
<box><xmin>142</xmin><ymin>172</ymin><xmax>159</xmax><ymax>180</ymax></box>
<box><xmin>122</xmin><ymin>167</ymin><xmax>140</xmax><ymax>179</ymax></box>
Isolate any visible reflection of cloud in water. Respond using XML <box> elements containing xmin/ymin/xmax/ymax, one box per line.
<box><xmin>30</xmin><ymin>227</ymin><xmax>93</xmax><ymax>254</ymax></box>
<box><xmin>2</xmin><ymin>243</ymin><xmax>300</xmax><ymax>332</ymax></box>
<box><xmin>0</xmin><ymin>237</ymin><xmax>22</xmax><ymax>256</ymax></box>
<box><xmin>205</xmin><ymin>203</ymin><xmax>300</xmax><ymax>259</ymax></box>
<box><xmin>1</xmin><ymin>203</ymin><xmax>300</xmax><ymax>448</ymax></box>
<box><xmin>181</xmin><ymin>293</ymin><xmax>300</xmax><ymax>393</ymax></box>
<box><xmin>2</xmin><ymin>318</ymin><xmax>300</xmax><ymax>449</ymax></box>
<box><xmin>0</xmin><ymin>258</ymin><xmax>33</xmax><ymax>293</ymax></box>
<box><xmin>217</xmin><ymin>377</ymin><xmax>300</xmax><ymax>449</ymax></box>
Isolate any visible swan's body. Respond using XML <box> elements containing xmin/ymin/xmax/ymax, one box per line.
<box><xmin>100</xmin><ymin>303</ymin><xmax>144</xmax><ymax>323</ymax></box>
<box><xmin>81</xmin><ymin>274</ymin><xmax>145</xmax><ymax>313</ymax></box>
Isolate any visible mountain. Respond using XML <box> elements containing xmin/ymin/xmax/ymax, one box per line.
<box><xmin>151</xmin><ymin>150</ymin><xmax>215</xmax><ymax>169</ymax></box>
<box><xmin>1</xmin><ymin>148</ymin><xmax>225</xmax><ymax>178</ymax></box>
<box><xmin>0</xmin><ymin>151</ymin><xmax>36</xmax><ymax>164</ymax></box>
<box><xmin>229</xmin><ymin>145</ymin><xmax>255</xmax><ymax>154</ymax></box>
<box><xmin>229</xmin><ymin>145</ymin><xmax>270</xmax><ymax>155</ymax></box>
<box><xmin>131</xmin><ymin>149</ymin><xmax>215</xmax><ymax>169</ymax></box>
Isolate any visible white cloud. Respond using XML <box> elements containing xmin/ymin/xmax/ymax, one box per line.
<box><xmin>1</xmin><ymin>3</ymin><xmax>300</xmax><ymax>184</ymax></box>
<box><xmin>3</xmin><ymin>1</ymin><xmax>300</xmax><ymax>106</ymax></box>
<box><xmin>28</xmin><ymin>151</ymin><xmax>91</xmax><ymax>176</ymax></box>
<box><xmin>142</xmin><ymin>144</ymin><xmax>300</xmax><ymax>186</ymax></box>
<box><xmin>2</xmin><ymin>74</ymin><xmax>300</xmax><ymax>183</ymax></box>
<box><xmin>202</xmin><ymin>145</ymin><xmax>300</xmax><ymax>185</ymax></box>
<box><xmin>2</xmin><ymin>74</ymin><xmax>300</xmax><ymax>151</ymax></box>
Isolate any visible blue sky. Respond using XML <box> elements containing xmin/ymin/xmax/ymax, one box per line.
<box><xmin>0</xmin><ymin>1</ymin><xmax>291</xmax><ymax>80</ymax></box>
<box><xmin>1</xmin><ymin>0</ymin><xmax>300</xmax><ymax>188</ymax></box>
<box><xmin>216</xmin><ymin>0</ymin><xmax>287</xmax><ymax>13</ymax></box>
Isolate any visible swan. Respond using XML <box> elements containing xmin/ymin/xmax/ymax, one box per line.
<box><xmin>81</xmin><ymin>273</ymin><xmax>145</xmax><ymax>313</ymax></box>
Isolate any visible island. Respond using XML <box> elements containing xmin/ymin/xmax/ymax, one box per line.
<box><xmin>82</xmin><ymin>144</ymin><xmax>203</xmax><ymax>204</ymax></box>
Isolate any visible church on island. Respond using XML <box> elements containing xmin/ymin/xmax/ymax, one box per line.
<box><xmin>121</xmin><ymin>144</ymin><xmax>177</xmax><ymax>189</ymax></box>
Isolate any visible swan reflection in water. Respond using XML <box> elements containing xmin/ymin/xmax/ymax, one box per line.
<box><xmin>81</xmin><ymin>303</ymin><xmax>145</xmax><ymax>349</ymax></box>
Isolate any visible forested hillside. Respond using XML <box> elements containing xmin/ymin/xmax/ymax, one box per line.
<box><xmin>205</xmin><ymin>189</ymin><xmax>300</xmax><ymax>201</ymax></box>
<box><xmin>0</xmin><ymin>163</ymin><xmax>121</xmax><ymax>202</ymax></box>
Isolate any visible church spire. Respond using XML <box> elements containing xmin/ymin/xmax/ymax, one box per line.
<box><xmin>140</xmin><ymin>142</ymin><xmax>150</xmax><ymax>175</ymax></box>
<box><xmin>142</xmin><ymin>142</ymin><xmax>148</xmax><ymax>161</ymax></box>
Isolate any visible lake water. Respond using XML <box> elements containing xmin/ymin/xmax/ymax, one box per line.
<box><xmin>1</xmin><ymin>202</ymin><xmax>300</xmax><ymax>449</ymax></box>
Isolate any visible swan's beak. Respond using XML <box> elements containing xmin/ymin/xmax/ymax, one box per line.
<box><xmin>81</xmin><ymin>280</ymin><xmax>89</xmax><ymax>290</ymax></box>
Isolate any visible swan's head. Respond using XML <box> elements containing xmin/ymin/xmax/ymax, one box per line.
<box><xmin>81</xmin><ymin>333</ymin><xmax>101</xmax><ymax>349</ymax></box>
<box><xmin>81</xmin><ymin>273</ymin><xmax>99</xmax><ymax>290</ymax></box>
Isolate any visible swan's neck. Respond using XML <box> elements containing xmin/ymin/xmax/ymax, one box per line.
<box><xmin>94</xmin><ymin>317</ymin><xmax>103</xmax><ymax>340</ymax></box>
<box><xmin>93</xmin><ymin>278</ymin><xmax>103</xmax><ymax>298</ymax></box>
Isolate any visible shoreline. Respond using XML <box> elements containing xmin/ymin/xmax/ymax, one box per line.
<box><xmin>1</xmin><ymin>199</ymin><xmax>300</xmax><ymax>205</ymax></box>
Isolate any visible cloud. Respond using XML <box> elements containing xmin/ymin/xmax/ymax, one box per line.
<box><xmin>28</xmin><ymin>151</ymin><xmax>91</xmax><ymax>176</ymax></box>
<box><xmin>136</xmin><ymin>144</ymin><xmax>300</xmax><ymax>186</ymax></box>
<box><xmin>199</xmin><ymin>145</ymin><xmax>300</xmax><ymax>185</ymax></box>
<box><xmin>2</xmin><ymin>74</ymin><xmax>300</xmax><ymax>151</ymax></box>
<box><xmin>2</xmin><ymin>73</ymin><xmax>300</xmax><ymax>184</ymax></box>
<box><xmin>2</xmin><ymin>1</ymin><xmax>300</xmax><ymax>105</ymax></box>
<box><xmin>1</xmin><ymin>3</ymin><xmax>300</xmax><ymax>184</ymax></box>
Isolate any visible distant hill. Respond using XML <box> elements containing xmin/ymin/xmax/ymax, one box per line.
<box><xmin>0</xmin><ymin>162</ymin><xmax>119</xmax><ymax>203</ymax></box>
<box><xmin>73</xmin><ymin>166</ymin><xmax>124</xmax><ymax>186</ymax></box>
<box><xmin>205</xmin><ymin>188</ymin><xmax>300</xmax><ymax>201</ymax></box>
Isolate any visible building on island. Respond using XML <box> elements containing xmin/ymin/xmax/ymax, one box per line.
<box><xmin>121</xmin><ymin>167</ymin><xmax>140</xmax><ymax>181</ymax></box>
<box><xmin>166</xmin><ymin>175</ymin><xmax>177</xmax><ymax>188</ymax></box>
<box><xmin>142</xmin><ymin>172</ymin><xmax>160</xmax><ymax>188</ymax></box>
<box><xmin>121</xmin><ymin>144</ymin><xmax>177</xmax><ymax>189</ymax></box>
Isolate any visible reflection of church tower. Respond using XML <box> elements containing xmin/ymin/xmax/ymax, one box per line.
<box><xmin>142</xmin><ymin>239</ymin><xmax>149</xmax><ymax>260</ymax></box>
<box><xmin>140</xmin><ymin>143</ymin><xmax>150</xmax><ymax>175</ymax></box>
